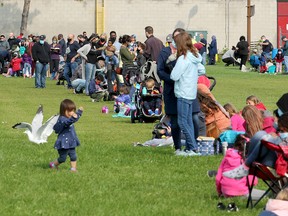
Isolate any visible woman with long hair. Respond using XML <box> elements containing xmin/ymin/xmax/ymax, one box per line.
<box><xmin>242</xmin><ymin>105</ymin><xmax>263</xmax><ymax>138</ymax></box>
<box><xmin>170</xmin><ymin>32</ymin><xmax>202</xmax><ymax>156</ymax></box>
<box><xmin>197</xmin><ymin>84</ymin><xmax>231</xmax><ymax>138</ymax></box>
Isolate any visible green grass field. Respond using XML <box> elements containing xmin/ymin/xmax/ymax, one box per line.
<box><xmin>0</xmin><ymin>65</ymin><xmax>287</xmax><ymax>216</ymax></box>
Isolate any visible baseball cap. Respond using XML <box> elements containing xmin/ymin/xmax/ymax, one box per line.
<box><xmin>253</xmin><ymin>49</ymin><xmax>257</xmax><ymax>53</ymax></box>
<box><xmin>39</xmin><ymin>35</ymin><xmax>46</xmax><ymax>40</ymax></box>
<box><xmin>166</xmin><ymin>34</ymin><xmax>173</xmax><ymax>43</ymax></box>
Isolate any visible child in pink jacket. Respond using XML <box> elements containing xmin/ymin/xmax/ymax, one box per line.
<box><xmin>216</xmin><ymin>135</ymin><xmax>257</xmax><ymax>197</ymax></box>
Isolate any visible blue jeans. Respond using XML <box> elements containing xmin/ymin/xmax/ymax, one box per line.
<box><xmin>64</xmin><ymin>61</ymin><xmax>79</xmax><ymax>87</ymax></box>
<box><xmin>201</xmin><ymin>52</ymin><xmax>207</xmax><ymax>65</ymax></box>
<box><xmin>23</xmin><ymin>63</ymin><xmax>32</xmax><ymax>77</ymax></box>
<box><xmin>35</xmin><ymin>62</ymin><xmax>48</xmax><ymax>88</ymax></box>
<box><xmin>177</xmin><ymin>98</ymin><xmax>197</xmax><ymax>151</ymax></box>
<box><xmin>85</xmin><ymin>63</ymin><xmax>96</xmax><ymax>95</ymax></box>
<box><xmin>262</xmin><ymin>51</ymin><xmax>271</xmax><ymax>60</ymax></box>
<box><xmin>105</xmin><ymin>55</ymin><xmax>119</xmax><ymax>66</ymax></box>
<box><xmin>71</xmin><ymin>79</ymin><xmax>86</xmax><ymax>92</ymax></box>
<box><xmin>284</xmin><ymin>56</ymin><xmax>288</xmax><ymax>73</ymax></box>
<box><xmin>245</xmin><ymin>131</ymin><xmax>278</xmax><ymax>168</ymax></box>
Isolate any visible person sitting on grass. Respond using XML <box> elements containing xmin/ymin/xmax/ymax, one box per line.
<box><xmin>223</xmin><ymin>103</ymin><xmax>245</xmax><ymax>132</ymax></box>
<box><xmin>246</xmin><ymin>95</ymin><xmax>267</xmax><ymax>111</ymax></box>
<box><xmin>249</xmin><ymin>49</ymin><xmax>260</xmax><ymax>71</ymax></box>
<box><xmin>88</xmin><ymin>74</ymin><xmax>108</xmax><ymax>102</ymax></box>
<box><xmin>216</xmin><ymin>135</ymin><xmax>258</xmax><ymax>197</ymax></box>
<box><xmin>223</xmin><ymin>112</ymin><xmax>288</xmax><ymax>179</ymax></box>
<box><xmin>113</xmin><ymin>85</ymin><xmax>131</xmax><ymax>113</ymax></box>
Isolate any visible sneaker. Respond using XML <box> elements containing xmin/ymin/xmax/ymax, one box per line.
<box><xmin>217</xmin><ymin>202</ymin><xmax>226</xmax><ymax>210</ymax></box>
<box><xmin>132</xmin><ymin>142</ymin><xmax>143</xmax><ymax>147</ymax></box>
<box><xmin>148</xmin><ymin>109</ymin><xmax>155</xmax><ymax>116</ymax></box>
<box><xmin>155</xmin><ymin>108</ymin><xmax>159</xmax><ymax>115</ymax></box>
<box><xmin>223</xmin><ymin>164</ymin><xmax>249</xmax><ymax>179</ymax></box>
<box><xmin>185</xmin><ymin>150</ymin><xmax>201</xmax><ymax>156</ymax></box>
<box><xmin>91</xmin><ymin>99</ymin><xmax>95</xmax><ymax>103</ymax></box>
<box><xmin>207</xmin><ymin>170</ymin><xmax>217</xmax><ymax>178</ymax></box>
<box><xmin>227</xmin><ymin>203</ymin><xmax>239</xmax><ymax>212</ymax></box>
<box><xmin>70</xmin><ymin>167</ymin><xmax>77</xmax><ymax>172</ymax></box>
<box><xmin>174</xmin><ymin>149</ymin><xmax>187</xmax><ymax>156</ymax></box>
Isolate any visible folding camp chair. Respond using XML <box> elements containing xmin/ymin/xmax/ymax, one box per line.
<box><xmin>246</xmin><ymin>139</ymin><xmax>288</xmax><ymax>208</ymax></box>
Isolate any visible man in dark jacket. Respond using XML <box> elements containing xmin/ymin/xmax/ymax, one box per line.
<box><xmin>157</xmin><ymin>28</ymin><xmax>186</xmax><ymax>156</ymax></box>
<box><xmin>144</xmin><ymin>26</ymin><xmax>164</xmax><ymax>62</ymax></box>
<box><xmin>32</xmin><ymin>35</ymin><xmax>50</xmax><ymax>88</ymax></box>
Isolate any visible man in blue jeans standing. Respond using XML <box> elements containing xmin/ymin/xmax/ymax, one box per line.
<box><xmin>32</xmin><ymin>35</ymin><xmax>50</xmax><ymax>88</ymax></box>
<box><xmin>64</xmin><ymin>34</ymin><xmax>80</xmax><ymax>89</ymax></box>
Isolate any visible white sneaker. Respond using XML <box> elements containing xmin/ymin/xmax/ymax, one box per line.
<box><xmin>174</xmin><ymin>149</ymin><xmax>187</xmax><ymax>156</ymax></box>
<box><xmin>185</xmin><ymin>150</ymin><xmax>201</xmax><ymax>156</ymax></box>
<box><xmin>223</xmin><ymin>164</ymin><xmax>249</xmax><ymax>179</ymax></box>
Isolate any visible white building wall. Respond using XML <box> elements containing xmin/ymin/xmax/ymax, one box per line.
<box><xmin>104</xmin><ymin>0</ymin><xmax>277</xmax><ymax>52</ymax></box>
<box><xmin>0</xmin><ymin>0</ymin><xmax>277</xmax><ymax>52</ymax></box>
<box><xmin>0</xmin><ymin>0</ymin><xmax>96</xmax><ymax>42</ymax></box>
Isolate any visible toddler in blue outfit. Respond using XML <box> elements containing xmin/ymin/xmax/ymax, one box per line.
<box><xmin>49</xmin><ymin>99</ymin><xmax>83</xmax><ymax>172</ymax></box>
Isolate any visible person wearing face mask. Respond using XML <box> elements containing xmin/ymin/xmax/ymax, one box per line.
<box><xmin>49</xmin><ymin>36</ymin><xmax>61</xmax><ymax>80</ymax></box>
<box><xmin>31</xmin><ymin>35</ymin><xmax>50</xmax><ymax>88</ymax></box>
<box><xmin>63</xmin><ymin>34</ymin><xmax>81</xmax><ymax>89</ymax></box>
<box><xmin>109</xmin><ymin>31</ymin><xmax>121</xmax><ymax>54</ymax></box>
<box><xmin>75</xmin><ymin>34</ymin><xmax>100</xmax><ymax>95</ymax></box>
<box><xmin>143</xmin><ymin>26</ymin><xmax>164</xmax><ymax>63</ymax></box>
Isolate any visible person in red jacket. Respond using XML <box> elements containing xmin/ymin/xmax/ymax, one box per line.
<box><xmin>10</xmin><ymin>52</ymin><xmax>22</xmax><ymax>77</ymax></box>
<box><xmin>246</xmin><ymin>95</ymin><xmax>267</xmax><ymax>111</ymax></box>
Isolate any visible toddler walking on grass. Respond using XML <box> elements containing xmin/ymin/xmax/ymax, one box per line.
<box><xmin>49</xmin><ymin>99</ymin><xmax>83</xmax><ymax>172</ymax></box>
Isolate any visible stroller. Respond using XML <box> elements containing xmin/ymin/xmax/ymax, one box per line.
<box><xmin>131</xmin><ymin>81</ymin><xmax>163</xmax><ymax>123</ymax></box>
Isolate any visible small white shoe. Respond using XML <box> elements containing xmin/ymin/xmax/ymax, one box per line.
<box><xmin>174</xmin><ymin>149</ymin><xmax>187</xmax><ymax>156</ymax></box>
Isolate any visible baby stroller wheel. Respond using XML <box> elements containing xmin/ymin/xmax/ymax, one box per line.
<box><xmin>139</xmin><ymin>117</ymin><xmax>144</xmax><ymax>123</ymax></box>
<box><xmin>131</xmin><ymin>110</ymin><xmax>137</xmax><ymax>123</ymax></box>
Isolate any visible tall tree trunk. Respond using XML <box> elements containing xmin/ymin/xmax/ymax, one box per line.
<box><xmin>20</xmin><ymin>0</ymin><xmax>31</xmax><ymax>35</ymax></box>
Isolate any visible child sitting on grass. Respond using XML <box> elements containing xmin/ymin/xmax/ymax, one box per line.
<box><xmin>224</xmin><ymin>103</ymin><xmax>245</xmax><ymax>132</ymax></box>
<box><xmin>216</xmin><ymin>135</ymin><xmax>257</xmax><ymax>197</ymax></box>
<box><xmin>113</xmin><ymin>85</ymin><xmax>131</xmax><ymax>113</ymax></box>
<box><xmin>223</xmin><ymin>112</ymin><xmax>288</xmax><ymax>179</ymax></box>
<box><xmin>246</xmin><ymin>95</ymin><xmax>267</xmax><ymax>111</ymax></box>
<box><xmin>88</xmin><ymin>74</ymin><xmax>108</xmax><ymax>102</ymax></box>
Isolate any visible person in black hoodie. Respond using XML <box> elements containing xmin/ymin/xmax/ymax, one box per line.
<box><xmin>32</xmin><ymin>35</ymin><xmax>50</xmax><ymax>88</ymax></box>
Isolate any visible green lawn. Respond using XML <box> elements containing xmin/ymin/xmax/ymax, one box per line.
<box><xmin>0</xmin><ymin>65</ymin><xmax>287</xmax><ymax>216</ymax></box>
